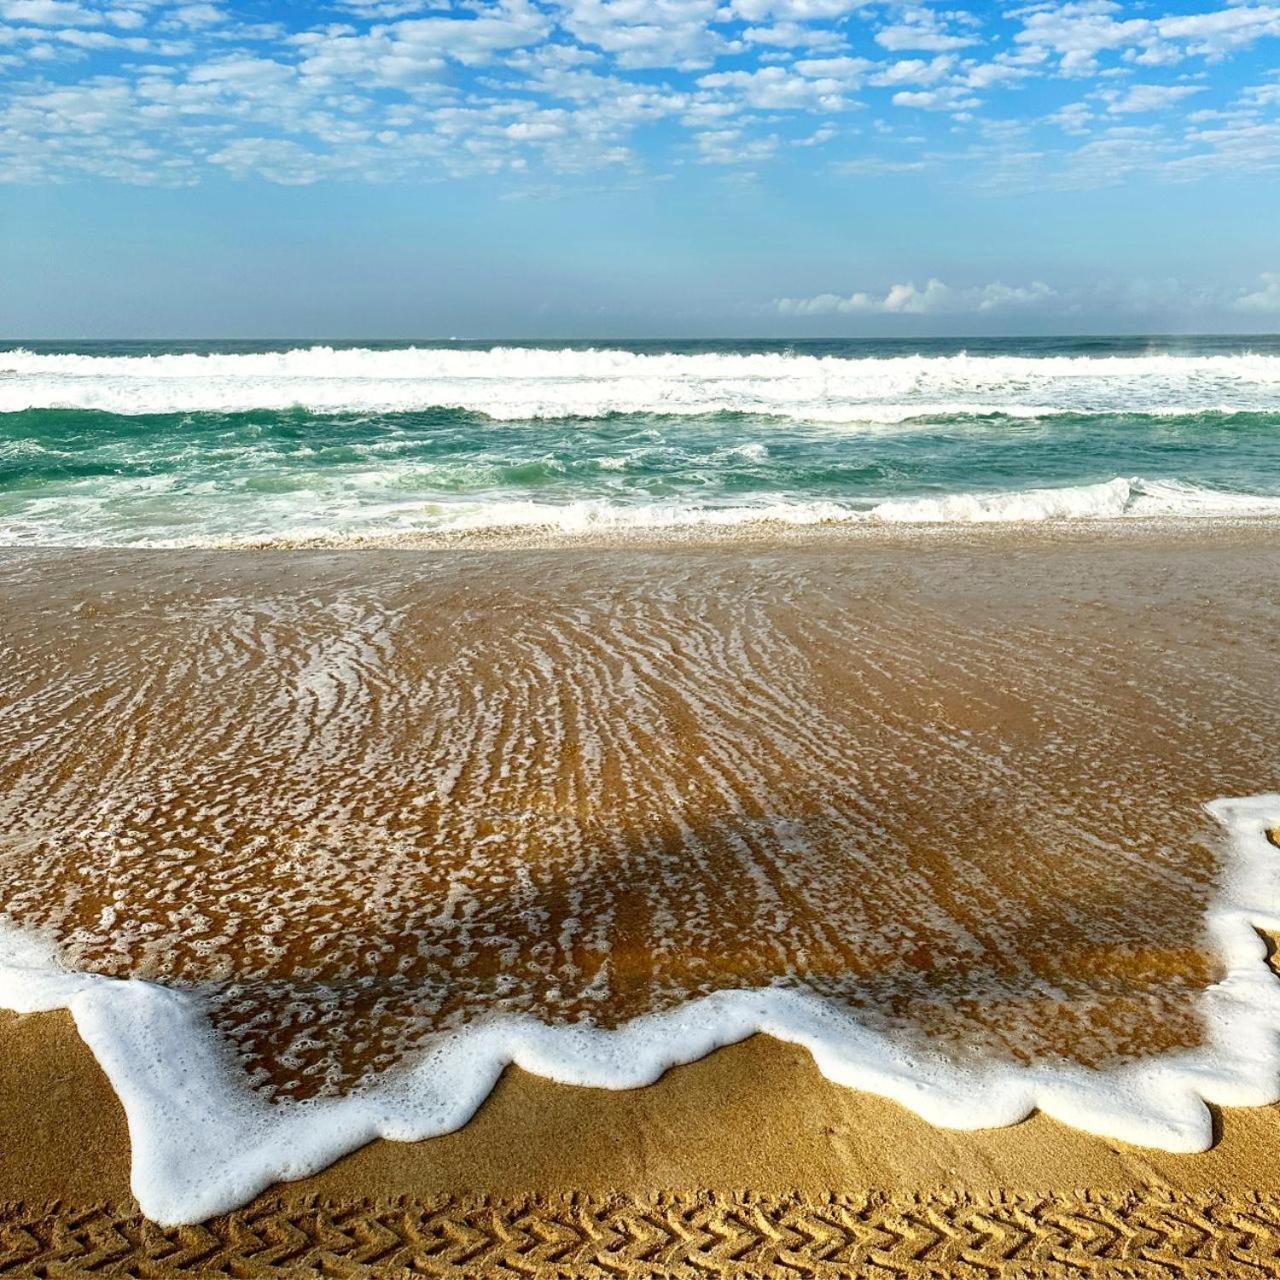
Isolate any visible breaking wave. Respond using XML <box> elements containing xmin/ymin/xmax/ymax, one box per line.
<box><xmin>5</xmin><ymin>344</ymin><xmax>1280</xmax><ymax>419</ymax></box>
<box><xmin>4</xmin><ymin>476</ymin><xmax>1280</xmax><ymax>548</ymax></box>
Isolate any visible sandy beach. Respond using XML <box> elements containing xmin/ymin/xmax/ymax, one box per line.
<box><xmin>2</xmin><ymin>525</ymin><xmax>1279</xmax><ymax>1276</ymax></box>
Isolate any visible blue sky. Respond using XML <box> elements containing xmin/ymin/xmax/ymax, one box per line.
<box><xmin>2</xmin><ymin>0</ymin><xmax>1279</xmax><ymax>336</ymax></box>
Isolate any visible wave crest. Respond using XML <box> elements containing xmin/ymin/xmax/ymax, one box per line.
<box><xmin>4</xmin><ymin>344</ymin><xmax>1280</xmax><ymax>419</ymax></box>
<box><xmin>199</xmin><ymin>479</ymin><xmax>1280</xmax><ymax>547</ymax></box>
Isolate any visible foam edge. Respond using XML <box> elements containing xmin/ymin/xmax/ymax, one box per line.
<box><xmin>1</xmin><ymin>794</ymin><xmax>1278</xmax><ymax>1226</ymax></box>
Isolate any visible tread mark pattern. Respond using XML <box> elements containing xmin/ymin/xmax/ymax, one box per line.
<box><xmin>2</xmin><ymin>1191</ymin><xmax>1280</xmax><ymax>1278</ymax></box>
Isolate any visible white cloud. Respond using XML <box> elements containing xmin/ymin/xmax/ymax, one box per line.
<box><xmin>0</xmin><ymin>0</ymin><xmax>1277</xmax><ymax>192</ymax></box>
<box><xmin>1047</xmin><ymin>100</ymin><xmax>1093</xmax><ymax>132</ymax></box>
<box><xmin>171</xmin><ymin>4</ymin><xmax>224</xmax><ymax>28</ymax></box>
<box><xmin>832</xmin><ymin>153</ymin><xmax>927</xmax><ymax>173</ymax></box>
<box><xmin>0</xmin><ymin>0</ymin><xmax>100</xmax><ymax>25</ymax></box>
<box><xmin>878</xmin><ymin>278</ymin><xmax>954</xmax><ymax>312</ymax></box>
<box><xmin>727</xmin><ymin>0</ymin><xmax>869</xmax><ymax>18</ymax></box>
<box><xmin>1103</xmin><ymin>82</ymin><xmax>1204</xmax><ymax>113</ymax></box>
<box><xmin>777</xmin><ymin>275</ymin><xmax>1280</xmax><ymax>317</ymax></box>
<box><xmin>289</xmin><ymin>1</ymin><xmax>551</xmax><ymax>91</ymax></box>
<box><xmin>891</xmin><ymin>84</ymin><xmax>979</xmax><ymax>110</ymax></box>
<box><xmin>962</xmin><ymin>53</ymin><xmax>1037</xmax><ymax>89</ymax></box>
<box><xmin>1242</xmin><ymin>79</ymin><xmax>1280</xmax><ymax>106</ymax></box>
<box><xmin>775</xmin><ymin>278</ymin><xmax>1058</xmax><ymax>315</ymax></box>
<box><xmin>972</xmin><ymin>280</ymin><xmax>1059</xmax><ymax>310</ymax></box>
<box><xmin>1013</xmin><ymin>1</ymin><xmax>1151</xmax><ymax>76</ymax></box>
<box><xmin>558</xmin><ymin>0</ymin><xmax>724</xmax><ymax>69</ymax></box>
<box><xmin>1012</xmin><ymin>1</ymin><xmax>1280</xmax><ymax>76</ymax></box>
<box><xmin>1154</xmin><ymin>6</ymin><xmax>1280</xmax><ymax>60</ymax></box>
<box><xmin>876</xmin><ymin>24</ymin><xmax>975</xmax><ymax>51</ymax></box>
<box><xmin>693</xmin><ymin>125</ymin><xmax>778</xmax><ymax>162</ymax></box>
<box><xmin>795</xmin><ymin>122</ymin><xmax>835</xmax><ymax>144</ymax></box>
<box><xmin>871</xmin><ymin>56</ymin><xmax>956</xmax><ymax>87</ymax></box>
<box><xmin>1235</xmin><ymin>272</ymin><xmax>1280</xmax><ymax>311</ymax></box>
<box><xmin>209</xmin><ymin>136</ymin><xmax>335</xmax><ymax>183</ymax></box>
<box><xmin>875</xmin><ymin>6</ymin><xmax>979</xmax><ymax>53</ymax></box>
<box><xmin>699</xmin><ymin>64</ymin><xmax>848</xmax><ymax>109</ymax></box>
<box><xmin>741</xmin><ymin>20</ymin><xmax>845</xmax><ymax>49</ymax></box>
<box><xmin>792</xmin><ymin>55</ymin><xmax>872</xmax><ymax>85</ymax></box>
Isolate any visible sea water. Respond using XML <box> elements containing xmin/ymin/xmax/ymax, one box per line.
<box><xmin>4</xmin><ymin>336</ymin><xmax>1280</xmax><ymax>545</ymax></box>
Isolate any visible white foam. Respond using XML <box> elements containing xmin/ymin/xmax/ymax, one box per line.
<box><xmin>866</xmin><ymin>476</ymin><xmax>1280</xmax><ymax>524</ymax></box>
<box><xmin>2</xmin><ymin>796</ymin><xmax>1278</xmax><ymax>1226</ymax></box>
<box><xmin>3</xmin><ymin>344</ymin><xmax>1280</xmax><ymax>419</ymax></box>
<box><xmin>204</xmin><ymin>478</ymin><xmax>1280</xmax><ymax>545</ymax></box>
<box><xmin>3</xmin><ymin>475</ymin><xmax>1279</xmax><ymax>548</ymax></box>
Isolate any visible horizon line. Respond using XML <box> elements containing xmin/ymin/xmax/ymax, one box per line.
<box><xmin>5</xmin><ymin>330</ymin><xmax>1280</xmax><ymax>344</ymax></box>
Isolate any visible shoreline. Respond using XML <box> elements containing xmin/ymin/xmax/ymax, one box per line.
<box><xmin>4</xmin><ymin>789</ymin><xmax>1279</xmax><ymax>1224</ymax></box>
<box><xmin>7</xmin><ymin>511</ymin><xmax>1280</xmax><ymax>553</ymax></box>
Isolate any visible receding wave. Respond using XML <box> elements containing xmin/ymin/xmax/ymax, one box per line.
<box><xmin>3</xmin><ymin>476</ymin><xmax>1280</xmax><ymax>548</ymax></box>
<box><xmin>232</xmin><ymin>477</ymin><xmax>1280</xmax><ymax>546</ymax></box>
<box><xmin>8</xmin><ymin>791</ymin><xmax>1280</xmax><ymax>1230</ymax></box>
<box><xmin>5</xmin><ymin>344</ymin><xmax>1280</xmax><ymax>419</ymax></box>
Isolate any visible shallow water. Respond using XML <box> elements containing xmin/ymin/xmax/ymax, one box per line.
<box><xmin>2</xmin><ymin>536</ymin><xmax>1276</xmax><ymax>1099</ymax></box>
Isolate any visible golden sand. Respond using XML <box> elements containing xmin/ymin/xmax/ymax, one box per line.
<box><xmin>3</xmin><ymin>1010</ymin><xmax>1280</xmax><ymax>1277</ymax></box>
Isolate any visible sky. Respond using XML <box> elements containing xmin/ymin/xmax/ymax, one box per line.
<box><xmin>1</xmin><ymin>0</ymin><xmax>1279</xmax><ymax>336</ymax></box>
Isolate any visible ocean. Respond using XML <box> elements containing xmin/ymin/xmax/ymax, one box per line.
<box><xmin>4</xmin><ymin>335</ymin><xmax>1280</xmax><ymax>545</ymax></box>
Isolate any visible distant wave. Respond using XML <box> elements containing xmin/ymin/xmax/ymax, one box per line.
<box><xmin>4</xmin><ymin>344</ymin><xmax>1280</xmax><ymax>420</ymax></box>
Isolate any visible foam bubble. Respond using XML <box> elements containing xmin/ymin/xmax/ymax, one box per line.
<box><xmin>204</xmin><ymin>477</ymin><xmax>1280</xmax><ymax>544</ymax></box>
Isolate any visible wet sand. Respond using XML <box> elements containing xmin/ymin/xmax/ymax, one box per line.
<box><xmin>2</xmin><ymin>525</ymin><xmax>1279</xmax><ymax>1273</ymax></box>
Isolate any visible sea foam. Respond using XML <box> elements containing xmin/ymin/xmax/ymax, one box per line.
<box><xmin>4</xmin><ymin>344</ymin><xmax>1280</xmax><ymax>419</ymax></box>
<box><xmin>2</xmin><ymin>796</ymin><xmax>1279</xmax><ymax>1226</ymax></box>
<box><xmin>4</xmin><ymin>476</ymin><xmax>1280</xmax><ymax>550</ymax></box>
<box><xmin>409</xmin><ymin>477</ymin><xmax>1280</xmax><ymax>533</ymax></box>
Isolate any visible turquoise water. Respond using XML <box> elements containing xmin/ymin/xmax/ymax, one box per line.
<box><xmin>3</xmin><ymin>337</ymin><xmax>1280</xmax><ymax>544</ymax></box>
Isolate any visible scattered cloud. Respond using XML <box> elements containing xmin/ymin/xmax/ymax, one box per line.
<box><xmin>875</xmin><ymin>6</ymin><xmax>978</xmax><ymax>53</ymax></box>
<box><xmin>775</xmin><ymin>278</ymin><xmax>1058</xmax><ymax>315</ymax></box>
<box><xmin>0</xmin><ymin>0</ymin><xmax>1278</xmax><ymax>188</ymax></box>
<box><xmin>775</xmin><ymin>273</ymin><xmax>1280</xmax><ymax>319</ymax></box>
<box><xmin>1102</xmin><ymin>82</ymin><xmax>1204</xmax><ymax>113</ymax></box>
<box><xmin>1013</xmin><ymin>0</ymin><xmax>1280</xmax><ymax>76</ymax></box>
<box><xmin>1235</xmin><ymin>272</ymin><xmax>1280</xmax><ymax>311</ymax></box>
